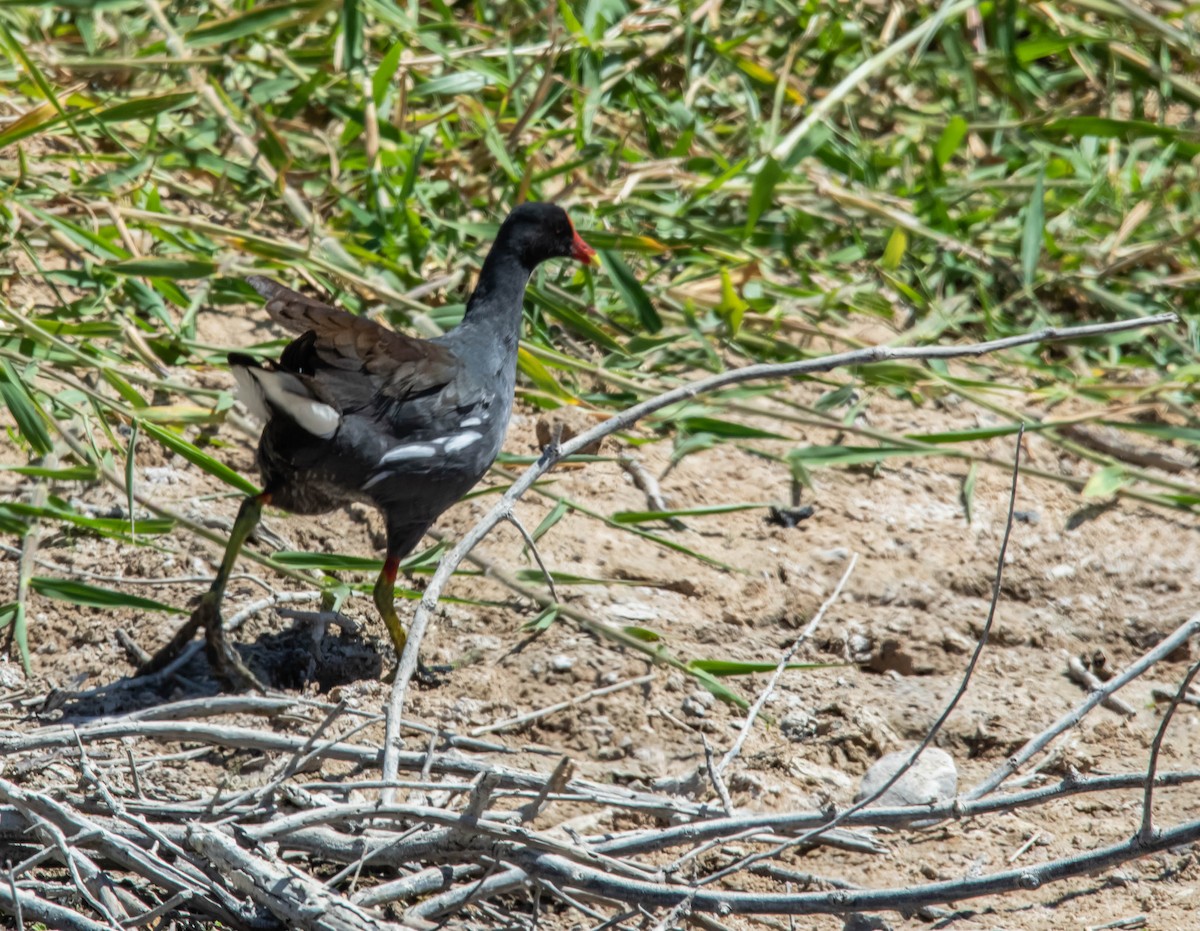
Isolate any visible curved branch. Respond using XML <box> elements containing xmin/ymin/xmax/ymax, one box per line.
<box><xmin>383</xmin><ymin>312</ymin><xmax>1179</xmax><ymax>786</ymax></box>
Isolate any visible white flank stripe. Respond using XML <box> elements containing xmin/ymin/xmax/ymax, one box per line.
<box><xmin>250</xmin><ymin>369</ymin><xmax>340</xmax><ymax>438</ymax></box>
<box><xmin>361</xmin><ymin>471</ymin><xmax>391</xmax><ymax>490</ymax></box>
<box><xmin>442</xmin><ymin>430</ymin><xmax>483</xmax><ymax>454</ymax></box>
<box><xmin>378</xmin><ymin>443</ymin><xmax>438</xmax><ymax>465</ymax></box>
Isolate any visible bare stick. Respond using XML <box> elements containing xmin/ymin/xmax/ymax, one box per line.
<box><xmin>707</xmin><ymin>423</ymin><xmax>1025</xmax><ymax>883</ymax></box>
<box><xmin>618</xmin><ymin>454</ymin><xmax>684</xmax><ymax>529</ymax></box>
<box><xmin>119</xmin><ymin>891</ymin><xmax>192</xmax><ymax>929</ymax></box>
<box><xmin>4</xmin><ymin>864</ymin><xmax>21</xmax><ymax>931</ymax></box>
<box><xmin>0</xmin><ymin>882</ymin><xmax>109</xmax><ymax>931</ymax></box>
<box><xmin>1139</xmin><ymin>655</ymin><xmax>1200</xmax><ymax>842</ymax></box>
<box><xmin>516</xmin><ymin>756</ymin><xmax>574</xmax><ymax>824</ymax></box>
<box><xmin>352</xmin><ymin>865</ymin><xmax>479</xmax><ymax>908</ymax></box>
<box><xmin>967</xmin><ymin>610</ymin><xmax>1200</xmax><ymax>800</ymax></box>
<box><xmin>383</xmin><ymin>315</ymin><xmax>1177</xmax><ymax>784</ymax></box>
<box><xmin>717</xmin><ymin>554</ymin><xmax>857</xmax><ymax>775</ymax></box>
<box><xmin>1066</xmin><ymin>655</ymin><xmax>1136</xmax><ymax>717</ymax></box>
<box><xmin>404</xmin><ymin>864</ymin><xmax>525</xmax><ymax>921</ymax></box>
<box><xmin>506</xmin><ymin>511</ymin><xmax>559</xmax><ymax>603</ymax></box>
<box><xmin>500</xmin><ymin>819</ymin><xmax>1200</xmax><ymax>915</ymax></box>
<box><xmin>186</xmin><ymin>823</ymin><xmax>415</xmax><ymax>931</ymax></box>
<box><xmin>701</xmin><ymin>736</ymin><xmax>733</xmax><ymax>815</ymax></box>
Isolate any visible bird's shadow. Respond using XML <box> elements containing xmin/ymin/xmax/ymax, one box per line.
<box><xmin>44</xmin><ymin>620</ymin><xmax>386</xmax><ymax>723</ymax></box>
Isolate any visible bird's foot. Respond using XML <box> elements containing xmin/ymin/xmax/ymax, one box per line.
<box><xmin>383</xmin><ymin>660</ymin><xmax>452</xmax><ymax>688</ymax></box>
<box><xmin>199</xmin><ymin>595</ymin><xmax>267</xmax><ymax>693</ymax></box>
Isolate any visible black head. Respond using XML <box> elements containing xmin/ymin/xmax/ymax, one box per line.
<box><xmin>495</xmin><ymin>202</ymin><xmax>596</xmax><ymax>271</ymax></box>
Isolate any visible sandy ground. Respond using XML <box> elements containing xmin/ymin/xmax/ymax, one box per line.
<box><xmin>1</xmin><ymin>299</ymin><xmax>1198</xmax><ymax>929</ymax></box>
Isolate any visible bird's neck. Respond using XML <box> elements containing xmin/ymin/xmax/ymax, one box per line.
<box><xmin>460</xmin><ymin>250</ymin><xmax>531</xmax><ymax>338</ymax></box>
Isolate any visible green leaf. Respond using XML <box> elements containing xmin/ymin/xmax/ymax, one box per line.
<box><xmin>517</xmin><ymin>348</ymin><xmax>578</xmax><ymax>401</ymax></box>
<box><xmin>186</xmin><ymin>2</ymin><xmax>317</xmax><ymax>46</ymax></box>
<box><xmin>672</xmin><ymin>416</ymin><xmax>786</xmax><ymax>440</ymax></box>
<box><xmin>107</xmin><ymin>258</ymin><xmax>216</xmax><ymax>280</ymax></box>
<box><xmin>1082</xmin><ymin>465</ymin><xmax>1128</xmax><ymax>499</ymax></box>
<box><xmin>1021</xmin><ymin>167</ymin><xmax>1045</xmax><ymax>288</ymax></box>
<box><xmin>685</xmin><ymin>664</ymin><xmax>749</xmax><ymax>709</ymax></box>
<box><xmin>272</xmin><ymin>552</ymin><xmax>382</xmax><ymax>571</ymax></box>
<box><xmin>411</xmin><ymin>72</ymin><xmax>492</xmax><ymax>99</ymax></box>
<box><xmin>907</xmin><ymin>425</ymin><xmax>1026</xmax><ymax>443</ymax></box>
<box><xmin>789</xmin><ymin>445</ymin><xmax>939</xmax><ymax>466</ymax></box>
<box><xmin>688</xmin><ymin>659</ymin><xmax>831</xmax><ymax>676</ymax></box>
<box><xmin>0</xmin><ymin>602</ymin><xmax>31</xmax><ymax>676</ymax></box>
<box><xmin>91</xmin><ymin>91</ymin><xmax>196</xmax><ymax>123</ymax></box>
<box><xmin>125</xmin><ymin>419</ymin><xmax>138</xmax><ymax>539</ymax></box>
<box><xmin>599</xmin><ymin>250</ymin><xmax>661</xmax><ymax>333</ymax></box>
<box><xmin>532</xmin><ymin>500</ymin><xmax>569</xmax><ymax>542</ymax></box>
<box><xmin>31</xmin><ymin>577</ymin><xmax>178</xmax><ymax>613</ymax></box>
<box><xmin>139</xmin><ymin>422</ymin><xmax>259</xmax><ymax>494</ymax></box>
<box><xmin>668</xmin><ymin>432</ymin><xmax>718</xmax><ymax>470</ymax></box>
<box><xmin>716</xmin><ymin>269</ymin><xmax>748</xmax><ymax>336</ymax></box>
<box><xmin>0</xmin><ymin>503</ymin><xmax>173</xmax><ymax>537</ymax></box>
<box><xmin>961</xmin><ymin>463</ymin><xmax>978</xmax><ymax>524</ymax></box>
<box><xmin>880</xmin><ymin>226</ymin><xmax>907</xmax><ymax>270</ymax></box>
<box><xmin>373</xmin><ymin>42</ymin><xmax>405</xmax><ymax>105</ymax></box>
<box><xmin>745</xmin><ymin>155</ymin><xmax>783</xmax><ymax>233</ymax></box>
<box><xmin>814</xmin><ymin>384</ymin><xmax>856</xmax><ymax>412</ymax></box>
<box><xmin>340</xmin><ymin>0</ymin><xmax>363</xmax><ymax>72</ymax></box>
<box><xmin>523</xmin><ymin>605</ymin><xmax>559</xmax><ymax>632</ymax></box>
<box><xmin>612</xmin><ymin>502</ymin><xmax>769</xmax><ymax>524</ymax></box>
<box><xmin>935</xmin><ymin>115</ymin><xmax>969</xmax><ymax>167</ymax></box>
<box><xmin>0</xmin><ymin>360</ymin><xmax>53</xmax><ymax>455</ymax></box>
<box><xmin>1101</xmin><ymin>421</ymin><xmax>1200</xmax><ymax>446</ymax></box>
<box><xmin>0</xmin><ymin>464</ymin><xmax>96</xmax><ymax>481</ymax></box>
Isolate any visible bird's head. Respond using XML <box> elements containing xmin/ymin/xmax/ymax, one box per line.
<box><xmin>499</xmin><ymin>202</ymin><xmax>596</xmax><ymax>270</ymax></box>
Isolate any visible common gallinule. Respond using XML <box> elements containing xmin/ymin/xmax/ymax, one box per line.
<box><xmin>139</xmin><ymin>202</ymin><xmax>596</xmax><ymax>689</ymax></box>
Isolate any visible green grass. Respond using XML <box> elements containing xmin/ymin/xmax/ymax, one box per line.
<box><xmin>1</xmin><ymin>1</ymin><xmax>1198</xmax><ymax>677</ymax></box>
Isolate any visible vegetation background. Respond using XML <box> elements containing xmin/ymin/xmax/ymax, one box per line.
<box><xmin>0</xmin><ymin>1</ymin><xmax>1198</xmax><ymax>928</ymax></box>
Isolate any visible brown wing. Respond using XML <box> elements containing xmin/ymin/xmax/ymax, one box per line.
<box><xmin>247</xmin><ymin>276</ymin><xmax>457</xmax><ymax>402</ymax></box>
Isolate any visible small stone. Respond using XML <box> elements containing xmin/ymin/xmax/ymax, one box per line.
<box><xmin>1047</xmin><ymin>564</ymin><xmax>1076</xmax><ymax>580</ymax></box>
<box><xmin>143</xmin><ymin>466</ymin><xmax>182</xmax><ymax>485</ymax></box>
<box><xmin>0</xmin><ymin>663</ymin><xmax>22</xmax><ymax>690</ymax></box>
<box><xmin>855</xmin><ymin>747</ymin><xmax>958</xmax><ymax>808</ymax></box>
<box><xmin>550</xmin><ymin>654</ymin><xmax>575</xmax><ymax>672</ymax></box>
<box><xmin>689</xmin><ymin>688</ymin><xmax>715</xmax><ymax>709</ymax></box>
<box><xmin>779</xmin><ymin>710</ymin><xmax>815</xmax><ymax>742</ymax></box>
<box><xmin>843</xmin><ymin>914</ymin><xmax>893</xmax><ymax>931</ymax></box>
<box><xmin>606</xmin><ymin>601</ymin><xmax>658</xmax><ymax>622</ymax></box>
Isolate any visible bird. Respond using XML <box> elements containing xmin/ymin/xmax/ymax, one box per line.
<box><xmin>138</xmin><ymin>202</ymin><xmax>596</xmax><ymax>689</ymax></box>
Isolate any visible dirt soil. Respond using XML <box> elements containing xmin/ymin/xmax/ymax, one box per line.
<box><xmin>1</xmin><ymin>302</ymin><xmax>1198</xmax><ymax>929</ymax></box>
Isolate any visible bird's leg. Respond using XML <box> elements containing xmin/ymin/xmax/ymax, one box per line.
<box><xmin>137</xmin><ymin>493</ymin><xmax>268</xmax><ymax>691</ymax></box>
<box><xmin>373</xmin><ymin>551</ymin><xmax>449</xmax><ymax>686</ymax></box>
<box><xmin>373</xmin><ymin>554</ymin><xmax>406</xmax><ymax>657</ymax></box>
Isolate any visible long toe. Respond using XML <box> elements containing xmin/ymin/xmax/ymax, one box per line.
<box><xmin>204</xmin><ymin>613</ymin><xmax>267</xmax><ymax>693</ymax></box>
<box><xmin>416</xmin><ymin>660</ymin><xmax>452</xmax><ymax>688</ymax></box>
<box><xmin>382</xmin><ymin>660</ymin><xmax>449</xmax><ymax>687</ymax></box>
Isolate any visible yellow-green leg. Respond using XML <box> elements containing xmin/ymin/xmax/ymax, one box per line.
<box><xmin>138</xmin><ymin>493</ymin><xmax>268</xmax><ymax>691</ymax></box>
<box><xmin>373</xmin><ymin>554</ymin><xmax>406</xmax><ymax>657</ymax></box>
<box><xmin>373</xmin><ymin>553</ymin><xmax>449</xmax><ymax>685</ymax></box>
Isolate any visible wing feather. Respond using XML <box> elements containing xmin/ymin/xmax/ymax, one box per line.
<box><xmin>246</xmin><ymin>276</ymin><xmax>458</xmax><ymax>406</ymax></box>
